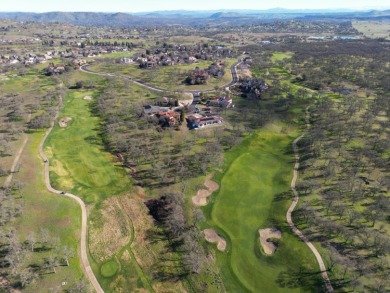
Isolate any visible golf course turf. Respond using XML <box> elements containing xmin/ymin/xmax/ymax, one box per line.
<box><xmin>44</xmin><ymin>89</ymin><xmax>131</xmax><ymax>203</ymax></box>
<box><xmin>208</xmin><ymin>123</ymin><xmax>324</xmax><ymax>292</ymax></box>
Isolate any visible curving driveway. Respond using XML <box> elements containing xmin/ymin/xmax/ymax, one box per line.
<box><xmin>38</xmin><ymin>105</ymin><xmax>104</xmax><ymax>293</ymax></box>
<box><xmin>287</xmin><ymin>108</ymin><xmax>334</xmax><ymax>293</ymax></box>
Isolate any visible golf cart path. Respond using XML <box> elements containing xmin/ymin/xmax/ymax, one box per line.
<box><xmin>38</xmin><ymin>105</ymin><xmax>104</xmax><ymax>293</ymax></box>
<box><xmin>287</xmin><ymin>108</ymin><xmax>334</xmax><ymax>293</ymax></box>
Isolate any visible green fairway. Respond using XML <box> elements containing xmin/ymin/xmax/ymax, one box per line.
<box><xmin>45</xmin><ymin>90</ymin><xmax>132</xmax><ymax>203</ymax></box>
<box><xmin>208</xmin><ymin>123</ymin><xmax>323</xmax><ymax>292</ymax></box>
<box><xmin>271</xmin><ymin>52</ymin><xmax>294</xmax><ymax>62</ymax></box>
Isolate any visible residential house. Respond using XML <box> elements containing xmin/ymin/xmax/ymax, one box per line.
<box><xmin>208</xmin><ymin>97</ymin><xmax>233</xmax><ymax>108</ymax></box>
<box><xmin>186</xmin><ymin>115</ymin><xmax>223</xmax><ymax>129</ymax></box>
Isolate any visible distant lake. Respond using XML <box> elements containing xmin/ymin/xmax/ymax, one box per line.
<box><xmin>308</xmin><ymin>36</ymin><xmax>359</xmax><ymax>40</ymax></box>
<box><xmin>333</xmin><ymin>36</ymin><xmax>359</xmax><ymax>40</ymax></box>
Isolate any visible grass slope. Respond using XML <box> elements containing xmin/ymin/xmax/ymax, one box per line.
<box><xmin>13</xmin><ymin>131</ymin><xmax>84</xmax><ymax>291</ymax></box>
<box><xmin>208</xmin><ymin>122</ymin><xmax>324</xmax><ymax>292</ymax></box>
<box><xmin>89</xmin><ymin>58</ymin><xmax>236</xmax><ymax>91</ymax></box>
<box><xmin>45</xmin><ymin>90</ymin><xmax>131</xmax><ymax>203</ymax></box>
<box><xmin>43</xmin><ymin>89</ymin><xmax>158</xmax><ymax>292</ymax></box>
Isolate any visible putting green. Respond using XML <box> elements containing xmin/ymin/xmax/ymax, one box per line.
<box><xmin>101</xmin><ymin>259</ymin><xmax>119</xmax><ymax>278</ymax></box>
<box><xmin>45</xmin><ymin>90</ymin><xmax>131</xmax><ymax>203</ymax></box>
<box><xmin>210</xmin><ymin>125</ymin><xmax>322</xmax><ymax>292</ymax></box>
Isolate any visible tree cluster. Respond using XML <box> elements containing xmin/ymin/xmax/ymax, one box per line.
<box><xmin>294</xmin><ymin>94</ymin><xmax>390</xmax><ymax>291</ymax></box>
<box><xmin>146</xmin><ymin>192</ymin><xmax>204</xmax><ymax>280</ymax></box>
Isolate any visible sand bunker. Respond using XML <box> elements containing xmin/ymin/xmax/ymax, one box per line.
<box><xmin>83</xmin><ymin>95</ymin><xmax>93</xmax><ymax>100</ymax></box>
<box><xmin>192</xmin><ymin>174</ymin><xmax>219</xmax><ymax>206</ymax></box>
<box><xmin>259</xmin><ymin>228</ymin><xmax>282</xmax><ymax>255</ymax></box>
<box><xmin>204</xmin><ymin>228</ymin><xmax>226</xmax><ymax>252</ymax></box>
<box><xmin>59</xmin><ymin>117</ymin><xmax>72</xmax><ymax>128</ymax></box>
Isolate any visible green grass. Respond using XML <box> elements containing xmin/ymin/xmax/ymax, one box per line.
<box><xmin>45</xmin><ymin>90</ymin><xmax>132</xmax><ymax>203</ymax></box>
<box><xmin>0</xmin><ymin>71</ymin><xmax>56</xmax><ymax>95</ymax></box>
<box><xmin>43</xmin><ymin>88</ymin><xmax>150</xmax><ymax>291</ymax></box>
<box><xmin>271</xmin><ymin>52</ymin><xmax>294</xmax><ymax>62</ymax></box>
<box><xmin>206</xmin><ymin>122</ymin><xmax>324</xmax><ymax>292</ymax></box>
<box><xmin>100</xmin><ymin>259</ymin><xmax>119</xmax><ymax>278</ymax></box>
<box><xmin>89</xmin><ymin>58</ymin><xmax>236</xmax><ymax>91</ymax></box>
<box><xmin>13</xmin><ymin>131</ymin><xmax>84</xmax><ymax>292</ymax></box>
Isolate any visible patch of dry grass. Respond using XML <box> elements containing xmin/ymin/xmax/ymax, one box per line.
<box><xmin>118</xmin><ymin>191</ymin><xmax>187</xmax><ymax>293</ymax></box>
<box><xmin>353</xmin><ymin>21</ymin><xmax>390</xmax><ymax>39</ymax></box>
<box><xmin>89</xmin><ymin>198</ymin><xmax>131</xmax><ymax>262</ymax></box>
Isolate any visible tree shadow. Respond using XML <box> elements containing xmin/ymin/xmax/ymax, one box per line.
<box><xmin>275</xmin><ymin>266</ymin><xmax>327</xmax><ymax>292</ymax></box>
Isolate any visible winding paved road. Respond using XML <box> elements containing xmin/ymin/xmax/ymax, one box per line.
<box><xmin>38</xmin><ymin>104</ymin><xmax>104</xmax><ymax>293</ymax></box>
<box><xmin>287</xmin><ymin>108</ymin><xmax>334</xmax><ymax>293</ymax></box>
<box><xmin>80</xmin><ymin>61</ymin><xmax>240</xmax><ymax>94</ymax></box>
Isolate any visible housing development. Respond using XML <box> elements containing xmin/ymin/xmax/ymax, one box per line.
<box><xmin>0</xmin><ymin>4</ymin><xmax>389</xmax><ymax>293</ymax></box>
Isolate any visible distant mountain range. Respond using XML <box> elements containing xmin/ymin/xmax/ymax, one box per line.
<box><xmin>0</xmin><ymin>9</ymin><xmax>389</xmax><ymax>26</ymax></box>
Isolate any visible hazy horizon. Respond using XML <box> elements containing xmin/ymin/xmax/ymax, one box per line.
<box><xmin>1</xmin><ymin>0</ymin><xmax>389</xmax><ymax>13</ymax></box>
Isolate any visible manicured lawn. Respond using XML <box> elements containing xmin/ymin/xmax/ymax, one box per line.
<box><xmin>207</xmin><ymin>123</ymin><xmax>324</xmax><ymax>292</ymax></box>
<box><xmin>100</xmin><ymin>259</ymin><xmax>119</xmax><ymax>278</ymax></box>
<box><xmin>271</xmin><ymin>52</ymin><xmax>294</xmax><ymax>62</ymax></box>
<box><xmin>44</xmin><ymin>90</ymin><xmax>132</xmax><ymax>203</ymax></box>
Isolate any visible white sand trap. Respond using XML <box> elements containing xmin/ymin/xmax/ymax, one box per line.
<box><xmin>59</xmin><ymin>117</ymin><xmax>72</xmax><ymax>128</ymax></box>
<box><xmin>259</xmin><ymin>228</ymin><xmax>282</xmax><ymax>255</ymax></box>
<box><xmin>84</xmin><ymin>95</ymin><xmax>93</xmax><ymax>100</ymax></box>
<box><xmin>204</xmin><ymin>228</ymin><xmax>226</xmax><ymax>251</ymax></box>
<box><xmin>192</xmin><ymin>189</ymin><xmax>210</xmax><ymax>206</ymax></box>
<box><xmin>192</xmin><ymin>174</ymin><xmax>219</xmax><ymax>206</ymax></box>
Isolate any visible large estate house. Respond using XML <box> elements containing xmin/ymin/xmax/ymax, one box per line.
<box><xmin>186</xmin><ymin>115</ymin><xmax>223</xmax><ymax>129</ymax></box>
<box><xmin>208</xmin><ymin>96</ymin><xmax>233</xmax><ymax>108</ymax></box>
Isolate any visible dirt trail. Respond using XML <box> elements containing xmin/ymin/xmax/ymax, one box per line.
<box><xmin>3</xmin><ymin>137</ymin><xmax>28</xmax><ymax>188</ymax></box>
<box><xmin>287</xmin><ymin>107</ymin><xmax>334</xmax><ymax>293</ymax></box>
<box><xmin>38</xmin><ymin>100</ymin><xmax>104</xmax><ymax>293</ymax></box>
<box><xmin>3</xmin><ymin>113</ymin><xmax>32</xmax><ymax>188</ymax></box>
<box><xmin>192</xmin><ymin>174</ymin><xmax>219</xmax><ymax>206</ymax></box>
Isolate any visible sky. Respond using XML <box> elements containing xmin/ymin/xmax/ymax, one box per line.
<box><xmin>1</xmin><ymin>0</ymin><xmax>390</xmax><ymax>13</ymax></box>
